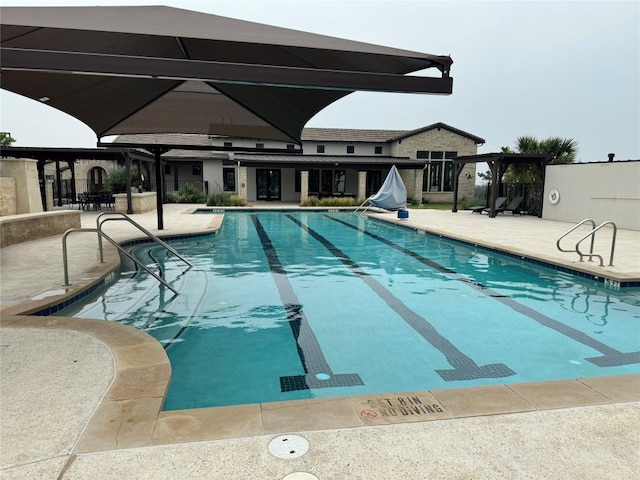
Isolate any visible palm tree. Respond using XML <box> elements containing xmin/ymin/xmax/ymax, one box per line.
<box><xmin>502</xmin><ymin>135</ymin><xmax>578</xmax><ymax>183</ymax></box>
<box><xmin>0</xmin><ymin>132</ymin><xmax>16</xmax><ymax>146</ymax></box>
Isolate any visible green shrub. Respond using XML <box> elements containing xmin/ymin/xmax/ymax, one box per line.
<box><xmin>207</xmin><ymin>192</ymin><xmax>247</xmax><ymax>206</ymax></box>
<box><xmin>178</xmin><ymin>184</ymin><xmax>206</xmax><ymax>203</ymax></box>
<box><xmin>228</xmin><ymin>195</ymin><xmax>247</xmax><ymax>206</ymax></box>
<box><xmin>301</xmin><ymin>196</ymin><xmax>361</xmax><ymax>207</ymax></box>
<box><xmin>107</xmin><ymin>167</ymin><xmax>143</xmax><ymax>193</ymax></box>
<box><xmin>301</xmin><ymin>196</ymin><xmax>321</xmax><ymax>206</ymax></box>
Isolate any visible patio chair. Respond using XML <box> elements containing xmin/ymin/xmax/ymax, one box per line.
<box><xmin>471</xmin><ymin>196</ymin><xmax>506</xmax><ymax>214</ymax></box>
<box><xmin>495</xmin><ymin>196</ymin><xmax>524</xmax><ymax>215</ymax></box>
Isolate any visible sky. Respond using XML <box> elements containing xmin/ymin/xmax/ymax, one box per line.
<box><xmin>1</xmin><ymin>0</ymin><xmax>639</xmax><ymax>163</ymax></box>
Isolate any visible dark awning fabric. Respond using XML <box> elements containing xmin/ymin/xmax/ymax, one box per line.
<box><xmin>233</xmin><ymin>153</ymin><xmax>424</xmax><ymax>170</ymax></box>
<box><xmin>0</xmin><ymin>5</ymin><xmax>453</xmax><ymax>144</ymax></box>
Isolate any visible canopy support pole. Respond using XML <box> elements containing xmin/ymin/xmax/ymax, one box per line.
<box><xmin>145</xmin><ymin>147</ymin><xmax>169</xmax><ymax>230</ymax></box>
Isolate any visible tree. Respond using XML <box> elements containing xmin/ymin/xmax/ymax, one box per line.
<box><xmin>0</xmin><ymin>132</ymin><xmax>16</xmax><ymax>146</ymax></box>
<box><xmin>502</xmin><ymin>135</ymin><xmax>578</xmax><ymax>183</ymax></box>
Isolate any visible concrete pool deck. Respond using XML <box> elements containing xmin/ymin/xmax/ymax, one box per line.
<box><xmin>1</xmin><ymin>204</ymin><xmax>639</xmax><ymax>479</ymax></box>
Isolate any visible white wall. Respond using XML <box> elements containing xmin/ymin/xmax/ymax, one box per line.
<box><xmin>202</xmin><ymin>159</ymin><xmax>225</xmax><ymax>195</ymax></box>
<box><xmin>543</xmin><ymin>161</ymin><xmax>640</xmax><ymax>230</ymax></box>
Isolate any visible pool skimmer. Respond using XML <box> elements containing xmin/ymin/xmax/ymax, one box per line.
<box><xmin>268</xmin><ymin>434</ymin><xmax>309</xmax><ymax>459</ymax></box>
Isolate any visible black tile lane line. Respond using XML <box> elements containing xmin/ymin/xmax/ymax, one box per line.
<box><xmin>328</xmin><ymin>215</ymin><xmax>640</xmax><ymax>368</ymax></box>
<box><xmin>286</xmin><ymin>214</ymin><xmax>516</xmax><ymax>381</ymax></box>
<box><xmin>251</xmin><ymin>215</ymin><xmax>364</xmax><ymax>392</ymax></box>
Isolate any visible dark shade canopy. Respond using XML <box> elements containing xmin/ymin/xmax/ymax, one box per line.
<box><xmin>1</xmin><ymin>5</ymin><xmax>453</xmax><ymax>145</ymax></box>
<box><xmin>452</xmin><ymin>153</ymin><xmax>555</xmax><ymax>217</ymax></box>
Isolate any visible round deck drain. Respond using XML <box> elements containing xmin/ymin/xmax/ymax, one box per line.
<box><xmin>282</xmin><ymin>473</ymin><xmax>319</xmax><ymax>480</ymax></box>
<box><xmin>268</xmin><ymin>434</ymin><xmax>309</xmax><ymax>459</ymax></box>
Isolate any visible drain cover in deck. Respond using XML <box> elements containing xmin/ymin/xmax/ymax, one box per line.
<box><xmin>268</xmin><ymin>434</ymin><xmax>309</xmax><ymax>459</ymax></box>
<box><xmin>282</xmin><ymin>473</ymin><xmax>319</xmax><ymax>480</ymax></box>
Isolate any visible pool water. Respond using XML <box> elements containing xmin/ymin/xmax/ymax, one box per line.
<box><xmin>55</xmin><ymin>211</ymin><xmax>640</xmax><ymax>410</ymax></box>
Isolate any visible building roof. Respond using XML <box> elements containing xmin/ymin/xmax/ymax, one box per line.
<box><xmin>301</xmin><ymin>128</ymin><xmax>409</xmax><ymax>143</ymax></box>
<box><xmin>301</xmin><ymin>123</ymin><xmax>485</xmax><ymax>145</ymax></box>
<box><xmin>391</xmin><ymin>122</ymin><xmax>485</xmax><ymax>145</ymax></box>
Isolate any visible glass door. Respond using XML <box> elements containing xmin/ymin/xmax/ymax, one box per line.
<box><xmin>256</xmin><ymin>169</ymin><xmax>281</xmax><ymax>201</ymax></box>
<box><xmin>366</xmin><ymin>170</ymin><xmax>382</xmax><ymax>197</ymax></box>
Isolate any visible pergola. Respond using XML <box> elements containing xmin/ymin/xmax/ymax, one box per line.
<box><xmin>1</xmin><ymin>5</ymin><xmax>454</xmax><ymax>228</ymax></box>
<box><xmin>0</xmin><ymin>146</ymin><xmax>152</xmax><ymax>212</ymax></box>
<box><xmin>452</xmin><ymin>153</ymin><xmax>555</xmax><ymax>217</ymax></box>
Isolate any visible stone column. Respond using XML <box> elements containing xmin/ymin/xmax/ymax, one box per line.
<box><xmin>238</xmin><ymin>166</ymin><xmax>248</xmax><ymax>201</ymax></box>
<box><xmin>45</xmin><ymin>178</ymin><xmax>54</xmax><ymax>211</ymax></box>
<box><xmin>0</xmin><ymin>158</ymin><xmax>43</xmax><ymax>213</ymax></box>
<box><xmin>413</xmin><ymin>169</ymin><xmax>424</xmax><ymax>205</ymax></box>
<box><xmin>300</xmin><ymin>170</ymin><xmax>309</xmax><ymax>204</ymax></box>
<box><xmin>357</xmin><ymin>171</ymin><xmax>367</xmax><ymax>200</ymax></box>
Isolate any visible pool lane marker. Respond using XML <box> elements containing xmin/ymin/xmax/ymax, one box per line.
<box><xmin>328</xmin><ymin>215</ymin><xmax>639</xmax><ymax>368</ymax></box>
<box><xmin>251</xmin><ymin>215</ymin><xmax>364</xmax><ymax>392</ymax></box>
<box><xmin>288</xmin><ymin>215</ymin><xmax>515</xmax><ymax>381</ymax></box>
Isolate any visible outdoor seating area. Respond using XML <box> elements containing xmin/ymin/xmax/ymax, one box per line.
<box><xmin>469</xmin><ymin>196</ymin><xmax>526</xmax><ymax>215</ymax></box>
<box><xmin>69</xmin><ymin>193</ymin><xmax>115</xmax><ymax>211</ymax></box>
<box><xmin>496</xmin><ymin>196</ymin><xmax>525</xmax><ymax>215</ymax></box>
<box><xmin>471</xmin><ymin>196</ymin><xmax>506</xmax><ymax>214</ymax></box>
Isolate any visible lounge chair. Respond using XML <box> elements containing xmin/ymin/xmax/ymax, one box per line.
<box><xmin>495</xmin><ymin>196</ymin><xmax>524</xmax><ymax>215</ymax></box>
<box><xmin>471</xmin><ymin>196</ymin><xmax>506</xmax><ymax>214</ymax></box>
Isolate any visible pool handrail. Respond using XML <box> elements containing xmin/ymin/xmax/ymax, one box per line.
<box><xmin>576</xmin><ymin>221</ymin><xmax>617</xmax><ymax>267</ymax></box>
<box><xmin>556</xmin><ymin>218</ymin><xmax>617</xmax><ymax>267</ymax></box>
<box><xmin>62</xmin><ymin>227</ymin><xmax>179</xmax><ymax>294</ymax></box>
<box><xmin>556</xmin><ymin>218</ymin><xmax>596</xmax><ymax>256</ymax></box>
<box><xmin>96</xmin><ymin>212</ymin><xmax>192</xmax><ymax>267</ymax></box>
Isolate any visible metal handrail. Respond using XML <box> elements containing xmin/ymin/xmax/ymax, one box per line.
<box><xmin>556</xmin><ymin>218</ymin><xmax>596</xmax><ymax>255</ymax></box>
<box><xmin>576</xmin><ymin>221</ymin><xmax>617</xmax><ymax>266</ymax></box>
<box><xmin>96</xmin><ymin>212</ymin><xmax>192</xmax><ymax>267</ymax></box>
<box><xmin>62</xmin><ymin>228</ymin><xmax>178</xmax><ymax>294</ymax></box>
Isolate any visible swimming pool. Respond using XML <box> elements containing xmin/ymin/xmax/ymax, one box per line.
<box><xmin>55</xmin><ymin>211</ymin><xmax>640</xmax><ymax>410</ymax></box>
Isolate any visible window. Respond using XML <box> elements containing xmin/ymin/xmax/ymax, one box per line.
<box><xmin>334</xmin><ymin>170</ymin><xmax>346</xmax><ymax>193</ymax></box>
<box><xmin>422</xmin><ymin>151</ymin><xmax>457</xmax><ymax>192</ymax></box>
<box><xmin>416</xmin><ymin>150</ymin><xmax>429</xmax><ymax>159</ymax></box>
<box><xmin>428</xmin><ymin>162</ymin><xmax>442</xmax><ymax>192</ymax></box>
<box><xmin>256</xmin><ymin>142</ymin><xmax>264</xmax><ymax>149</ymax></box>
<box><xmin>321</xmin><ymin>170</ymin><xmax>333</xmax><ymax>193</ymax></box>
<box><xmin>346</xmin><ymin>145</ymin><xmax>355</xmax><ymax>154</ymax></box>
<box><xmin>223</xmin><ymin>168</ymin><xmax>236</xmax><ymax>192</ymax></box>
<box><xmin>192</xmin><ymin>165</ymin><xmax>202</xmax><ymax>176</ymax></box>
<box><xmin>374</xmin><ymin>146</ymin><xmax>382</xmax><ymax>154</ymax></box>
<box><xmin>301</xmin><ymin>169</ymin><xmax>347</xmax><ymax>195</ymax></box>
<box><xmin>309</xmin><ymin>170</ymin><xmax>320</xmax><ymax>193</ymax></box>
<box><xmin>223</xmin><ymin>141</ymin><xmax>232</xmax><ymax>148</ymax></box>
<box><xmin>317</xmin><ymin>144</ymin><xmax>325</xmax><ymax>153</ymax></box>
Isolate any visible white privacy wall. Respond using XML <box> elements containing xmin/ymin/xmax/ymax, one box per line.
<box><xmin>543</xmin><ymin>161</ymin><xmax>640</xmax><ymax>230</ymax></box>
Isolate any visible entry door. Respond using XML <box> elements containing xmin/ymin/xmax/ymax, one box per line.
<box><xmin>256</xmin><ymin>169</ymin><xmax>281</xmax><ymax>201</ymax></box>
<box><xmin>366</xmin><ymin>171</ymin><xmax>382</xmax><ymax>197</ymax></box>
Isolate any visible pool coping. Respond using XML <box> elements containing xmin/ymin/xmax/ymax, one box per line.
<box><xmin>1</xmin><ymin>209</ymin><xmax>638</xmax><ymax>453</ymax></box>
<box><xmin>1</xmin><ymin>314</ymin><xmax>638</xmax><ymax>453</ymax></box>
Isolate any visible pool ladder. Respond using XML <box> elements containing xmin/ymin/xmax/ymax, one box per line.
<box><xmin>62</xmin><ymin>212</ymin><xmax>192</xmax><ymax>294</ymax></box>
<box><xmin>556</xmin><ymin>219</ymin><xmax>617</xmax><ymax>266</ymax></box>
